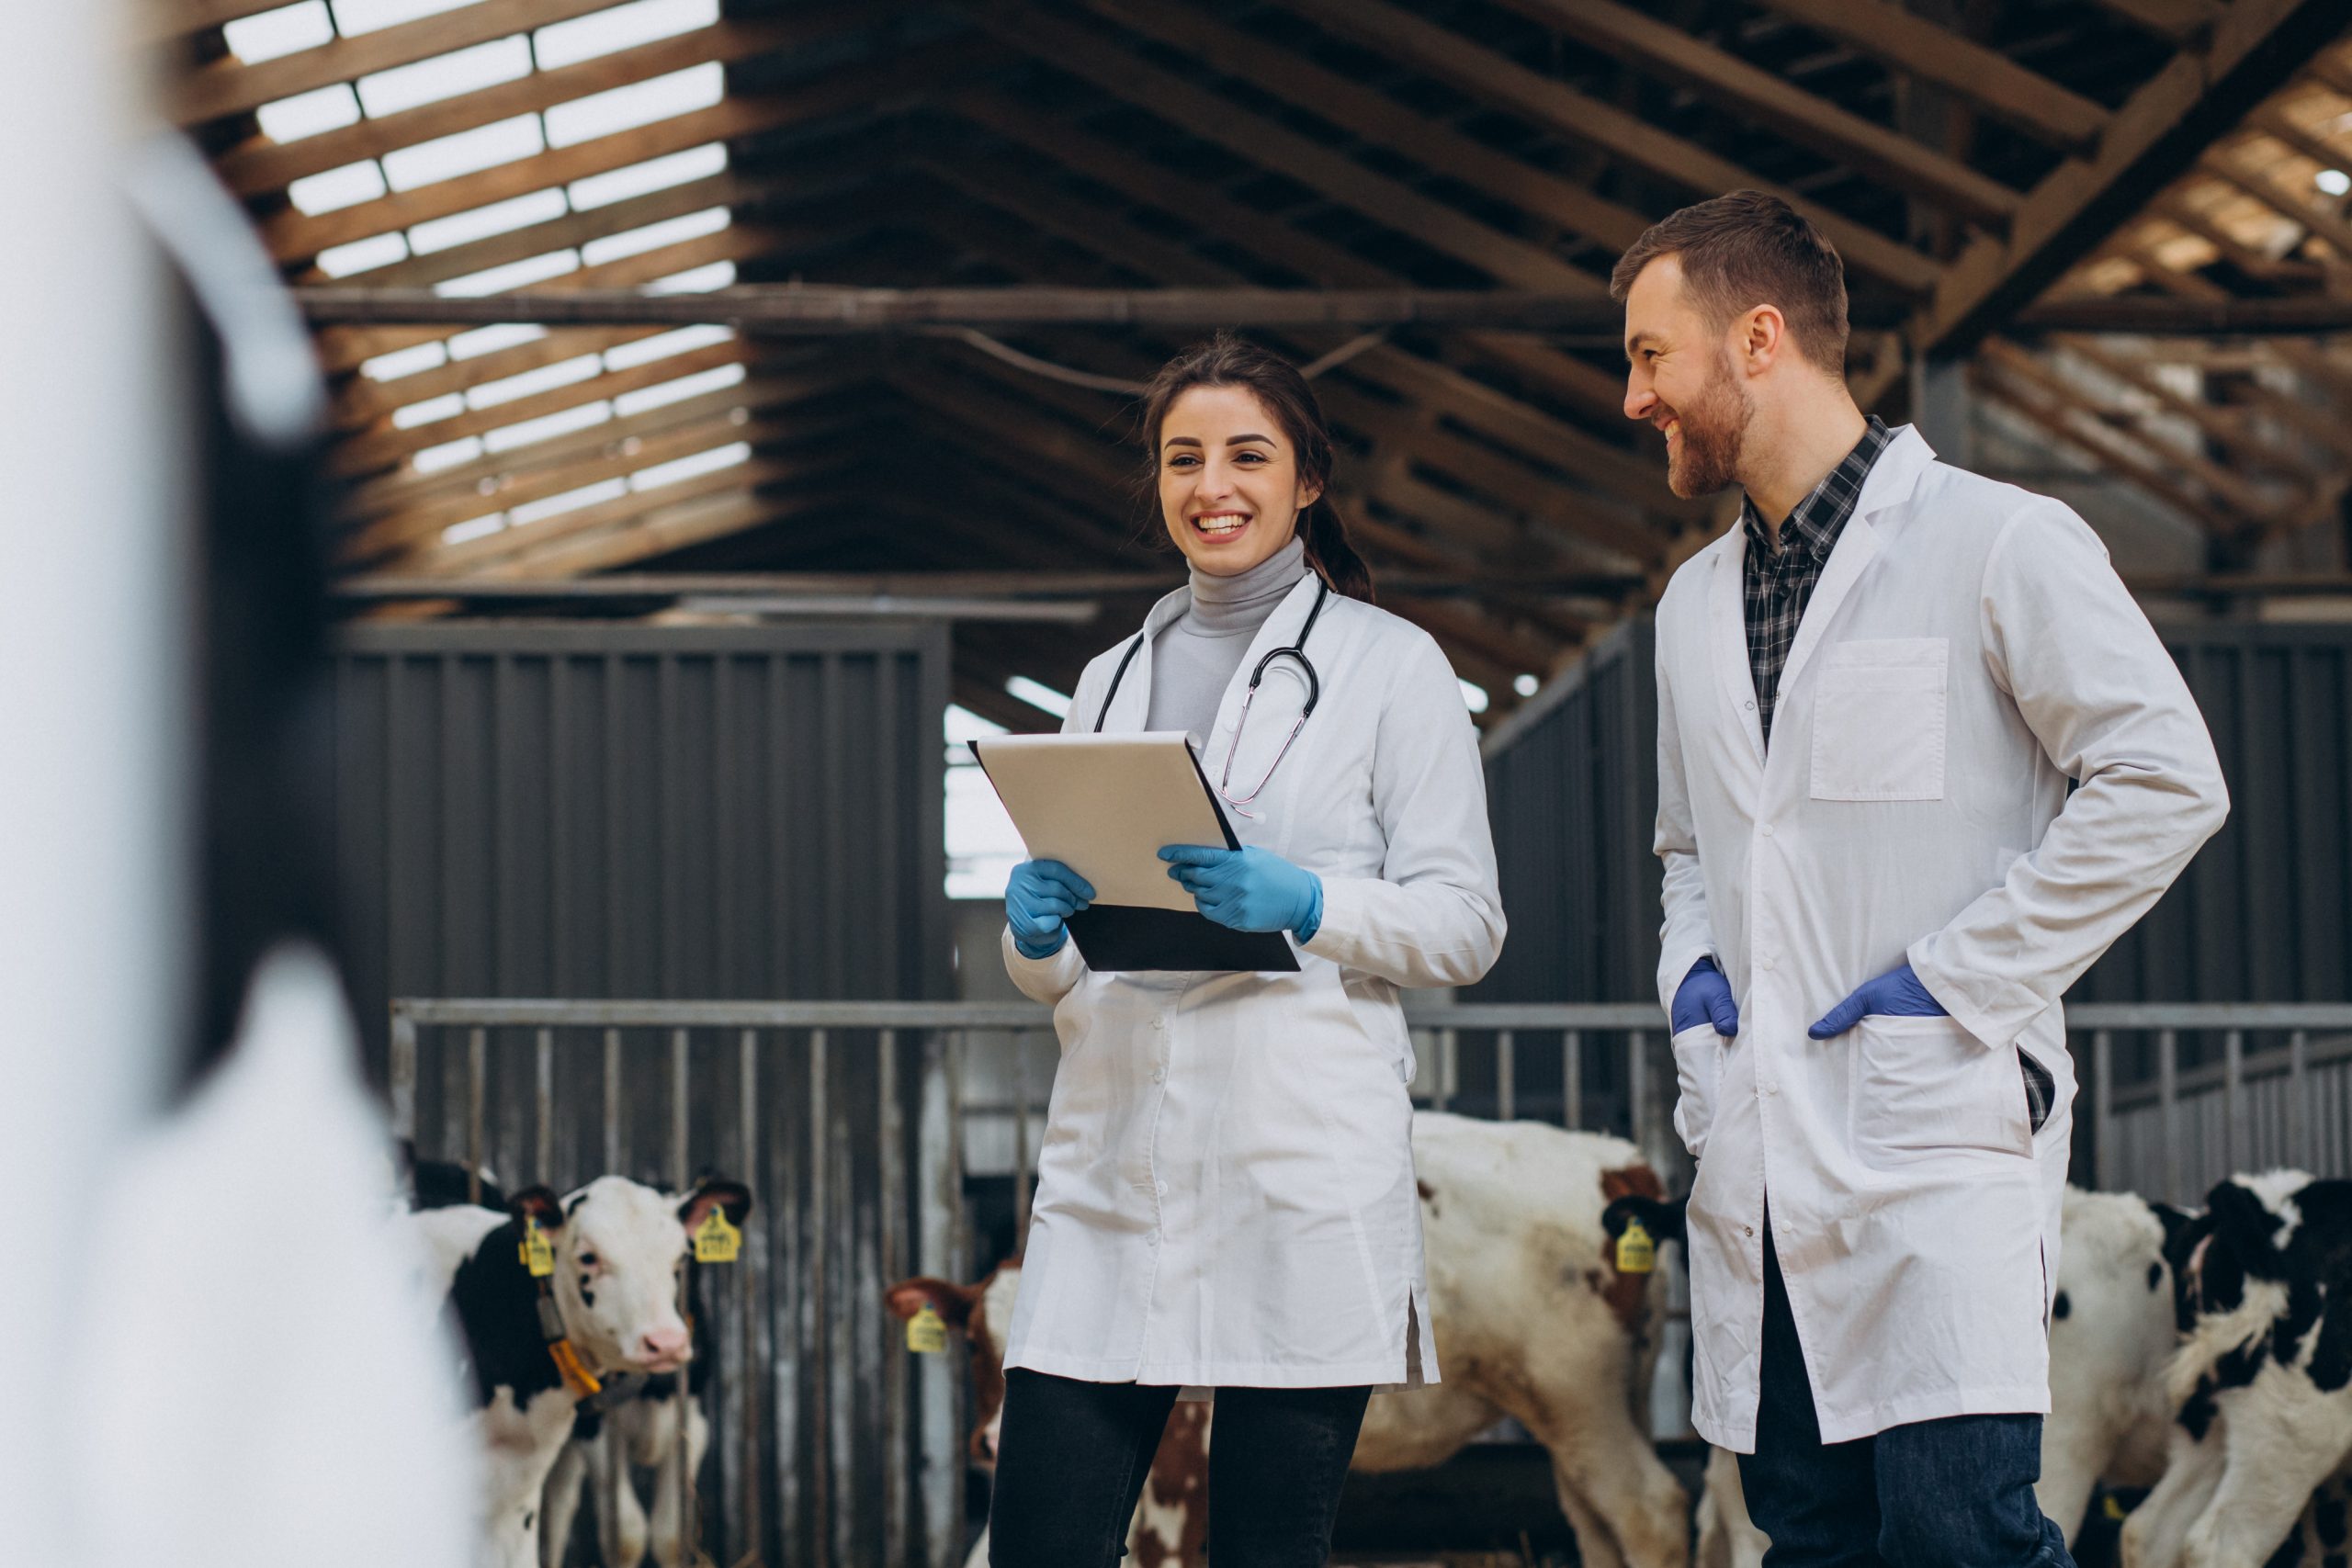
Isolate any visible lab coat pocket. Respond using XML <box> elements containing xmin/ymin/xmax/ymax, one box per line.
<box><xmin>1670</xmin><ymin>1022</ymin><xmax>1724</xmax><ymax>1161</ymax></box>
<box><xmin>1849</xmin><ymin>1014</ymin><xmax>2030</xmax><ymax>1165</ymax></box>
<box><xmin>1809</xmin><ymin>637</ymin><xmax>1948</xmax><ymax>802</ymax></box>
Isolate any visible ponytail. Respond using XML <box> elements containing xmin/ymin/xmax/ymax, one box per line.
<box><xmin>1298</xmin><ymin>499</ymin><xmax>1374</xmax><ymax>604</ymax></box>
<box><xmin>1139</xmin><ymin>332</ymin><xmax>1377</xmax><ymax>605</ymax></box>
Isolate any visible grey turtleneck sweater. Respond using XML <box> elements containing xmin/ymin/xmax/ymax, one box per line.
<box><xmin>1146</xmin><ymin>536</ymin><xmax>1308</xmax><ymax>745</ymax></box>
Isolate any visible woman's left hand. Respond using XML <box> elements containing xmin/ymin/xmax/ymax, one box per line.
<box><xmin>1159</xmin><ymin>845</ymin><xmax>1323</xmax><ymax>941</ymax></box>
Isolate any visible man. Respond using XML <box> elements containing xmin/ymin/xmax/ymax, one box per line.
<box><xmin>1623</xmin><ymin>191</ymin><xmax>2228</xmax><ymax>1568</ymax></box>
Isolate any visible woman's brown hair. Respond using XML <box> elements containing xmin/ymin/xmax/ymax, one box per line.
<box><xmin>1138</xmin><ymin>333</ymin><xmax>1374</xmax><ymax>604</ymax></box>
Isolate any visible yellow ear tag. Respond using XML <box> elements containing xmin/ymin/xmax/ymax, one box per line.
<box><xmin>907</xmin><ymin>1303</ymin><xmax>949</xmax><ymax>1355</ymax></box>
<box><xmin>693</xmin><ymin>1206</ymin><xmax>741</xmax><ymax>1264</ymax></box>
<box><xmin>1615</xmin><ymin>1218</ymin><xmax>1657</xmax><ymax>1274</ymax></box>
<box><xmin>2103</xmin><ymin>1495</ymin><xmax>2129</xmax><ymax>1523</ymax></box>
<box><xmin>520</xmin><ymin>1216</ymin><xmax>555</xmax><ymax>1278</ymax></box>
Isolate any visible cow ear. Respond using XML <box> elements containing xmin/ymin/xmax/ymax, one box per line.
<box><xmin>509</xmin><ymin>1186</ymin><xmax>565</xmax><ymax>1232</ymax></box>
<box><xmin>2152</xmin><ymin>1202</ymin><xmax>2200</xmax><ymax>1259</ymax></box>
<box><xmin>678</xmin><ymin>1177</ymin><xmax>752</xmax><ymax>1232</ymax></box>
<box><xmin>2206</xmin><ymin>1180</ymin><xmax>2287</xmax><ymax>1272</ymax></box>
<box><xmin>1602</xmin><ymin>1194</ymin><xmax>1688</xmax><ymax>1246</ymax></box>
<box><xmin>885</xmin><ymin>1277</ymin><xmax>977</xmax><ymax>1327</ymax></box>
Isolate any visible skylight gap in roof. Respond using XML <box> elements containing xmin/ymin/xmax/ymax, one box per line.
<box><xmin>631</xmin><ymin>442</ymin><xmax>750</xmax><ymax>491</ymax></box>
<box><xmin>645</xmin><ymin>260</ymin><xmax>736</xmax><ymax>294</ymax></box>
<box><xmin>544</xmin><ymin>62</ymin><xmax>725</xmax><ymax>148</ymax></box>
<box><xmin>222</xmin><ymin>2</ymin><xmax>334</xmax><ymax>65</ymax></box>
<box><xmin>256</xmin><ymin>85</ymin><xmax>363</xmax><ymax>144</ymax></box>
<box><xmin>534</xmin><ymin>0</ymin><xmax>720</xmax><ymax>72</ymax></box>
<box><xmin>570</xmin><ymin>144</ymin><xmax>729</xmax><ymax>210</ymax></box>
<box><xmin>357</xmin><ymin>36</ymin><xmax>534</xmax><ymax>118</ymax></box>
<box><xmin>382</xmin><ymin>114</ymin><xmax>546</xmax><ymax>191</ymax></box>
<box><xmin>332</xmin><ymin>0</ymin><xmax>485</xmax><ymax>39</ymax></box>
<box><xmin>409</xmin><ymin>188</ymin><xmax>572</xmax><ymax>255</ymax></box>
<box><xmin>615</xmin><ymin>362</ymin><xmax>742</xmax><ymax>416</ymax></box>
<box><xmin>581</xmin><ymin>207</ymin><xmax>729</xmax><ymax>267</ymax></box>
<box><xmin>435</xmin><ymin>250</ymin><xmax>582</xmax><ymax>297</ymax></box>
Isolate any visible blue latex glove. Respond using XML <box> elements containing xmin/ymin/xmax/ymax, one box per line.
<box><xmin>1158</xmin><ymin>845</ymin><xmax>1323</xmax><ymax>942</ymax></box>
<box><xmin>1809</xmin><ymin>960</ymin><xmax>1948</xmax><ymax>1039</ymax></box>
<box><xmin>1006</xmin><ymin>860</ymin><xmax>1093</xmax><ymax>959</ymax></box>
<box><xmin>1672</xmin><ymin>956</ymin><xmax>1739</xmax><ymax>1037</ymax></box>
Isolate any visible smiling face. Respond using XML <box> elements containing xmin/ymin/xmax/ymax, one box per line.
<box><xmin>1156</xmin><ymin>384</ymin><xmax>1324</xmax><ymax>577</ymax></box>
<box><xmin>1622</xmin><ymin>254</ymin><xmax>1754</xmax><ymax>500</ymax></box>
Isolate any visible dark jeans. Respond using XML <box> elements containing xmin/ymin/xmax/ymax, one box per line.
<box><xmin>988</xmin><ymin>1367</ymin><xmax>1371</xmax><ymax>1568</ymax></box>
<box><xmin>1738</xmin><ymin>1228</ymin><xmax>2075</xmax><ymax>1568</ymax></box>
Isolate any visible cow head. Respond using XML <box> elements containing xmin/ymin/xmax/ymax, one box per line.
<box><xmin>886</xmin><ymin>1259</ymin><xmax>1023</xmax><ymax>1466</ymax></box>
<box><xmin>530</xmin><ymin>1175</ymin><xmax>752</xmax><ymax>1378</ymax></box>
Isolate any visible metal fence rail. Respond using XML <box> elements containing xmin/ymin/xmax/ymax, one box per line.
<box><xmin>387</xmin><ymin>996</ymin><xmax>2352</xmax><ymax>1568</ymax></box>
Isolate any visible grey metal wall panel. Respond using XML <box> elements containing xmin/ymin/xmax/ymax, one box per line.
<box><xmin>332</xmin><ymin>620</ymin><xmax>953</xmax><ymax>1568</ymax></box>
<box><xmin>1475</xmin><ymin>617</ymin><xmax>2352</xmax><ymax>1143</ymax></box>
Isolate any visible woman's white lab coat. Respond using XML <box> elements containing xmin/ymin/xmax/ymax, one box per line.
<box><xmin>1653</xmin><ymin>425</ymin><xmax>2228</xmax><ymax>1450</ymax></box>
<box><xmin>1001</xmin><ymin>574</ymin><xmax>1505</xmax><ymax>1389</ymax></box>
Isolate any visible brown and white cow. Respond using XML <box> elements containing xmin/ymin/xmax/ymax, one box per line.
<box><xmin>888</xmin><ymin>1111</ymin><xmax>1690</xmax><ymax>1568</ymax></box>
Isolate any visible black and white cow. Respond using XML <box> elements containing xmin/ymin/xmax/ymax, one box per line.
<box><xmin>1689</xmin><ymin>1187</ymin><xmax>2193</xmax><ymax>1568</ymax></box>
<box><xmin>2120</xmin><ymin>1170</ymin><xmax>2352</xmax><ymax>1568</ymax></box>
<box><xmin>539</xmin><ymin>1270</ymin><xmax>718</xmax><ymax>1568</ymax></box>
<box><xmin>403</xmin><ymin>1174</ymin><xmax>752</xmax><ymax>1568</ymax></box>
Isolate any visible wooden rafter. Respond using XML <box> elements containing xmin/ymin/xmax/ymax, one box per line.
<box><xmin>1479</xmin><ymin>0</ymin><xmax>2026</xmax><ymax>227</ymax></box>
<box><xmin>1746</xmin><ymin>0</ymin><xmax>2109</xmax><ymax>155</ymax></box>
<box><xmin>1254</xmin><ymin>0</ymin><xmax>1945</xmax><ymax>297</ymax></box>
<box><xmin>1916</xmin><ymin>0</ymin><xmax>2346</xmax><ymax>354</ymax></box>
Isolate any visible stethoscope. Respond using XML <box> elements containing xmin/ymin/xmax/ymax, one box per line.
<box><xmin>1093</xmin><ymin>580</ymin><xmax>1330</xmax><ymax>817</ymax></box>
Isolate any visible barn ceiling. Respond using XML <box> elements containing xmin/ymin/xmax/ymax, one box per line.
<box><xmin>163</xmin><ymin>0</ymin><xmax>2352</xmax><ymax>730</ymax></box>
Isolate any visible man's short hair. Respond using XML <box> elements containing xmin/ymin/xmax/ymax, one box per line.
<box><xmin>1609</xmin><ymin>192</ymin><xmax>1850</xmax><ymax>378</ymax></box>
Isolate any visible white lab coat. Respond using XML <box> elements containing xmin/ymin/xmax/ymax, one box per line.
<box><xmin>1653</xmin><ymin>426</ymin><xmax>2228</xmax><ymax>1450</ymax></box>
<box><xmin>1001</xmin><ymin>575</ymin><xmax>1505</xmax><ymax>1389</ymax></box>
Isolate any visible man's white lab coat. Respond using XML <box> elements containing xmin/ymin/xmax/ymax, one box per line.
<box><xmin>1654</xmin><ymin>425</ymin><xmax>2228</xmax><ymax>1449</ymax></box>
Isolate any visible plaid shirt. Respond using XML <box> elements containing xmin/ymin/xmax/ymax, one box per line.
<box><xmin>1742</xmin><ymin>416</ymin><xmax>1893</xmax><ymax>748</ymax></box>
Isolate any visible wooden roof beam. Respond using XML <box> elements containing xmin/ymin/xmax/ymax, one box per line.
<box><xmin>967</xmin><ymin>0</ymin><xmax>1598</xmax><ymax>295</ymax></box>
<box><xmin>459</xmin><ymin>467</ymin><xmax>867</xmax><ymax>581</ymax></box>
<box><xmin>1076</xmin><ymin>0</ymin><xmax>1652</xmax><ymax>255</ymax></box>
<box><xmin>332</xmin><ymin>321</ymin><xmax>757</xmax><ymax>479</ymax></box>
<box><xmin>260</xmin><ymin>41</ymin><xmax>974</xmax><ymax>264</ymax></box>
<box><xmin>944</xmin><ymin>85</ymin><xmax>1634</xmax><ymax>423</ymax></box>
<box><xmin>211</xmin><ymin>12</ymin><xmax>861</xmax><ymax>197</ymax></box>
<box><xmin>1747</xmin><ymin>0</ymin><xmax>2109</xmax><ymax>155</ymax></box>
<box><xmin>173</xmin><ymin>0</ymin><xmax>619</xmax><ymax>126</ymax></box>
<box><xmin>339</xmin><ymin>367</ymin><xmax>841</xmax><ymax>519</ymax></box>
<box><xmin>1914</xmin><ymin>0</ymin><xmax>2346</xmax><ymax>355</ymax></box>
<box><xmin>1969</xmin><ymin>363</ymin><xmax>2238</xmax><ymax>535</ymax></box>
<box><xmin>1270</xmin><ymin>0</ymin><xmax>1943</xmax><ymax>298</ymax></box>
<box><xmin>348</xmin><ymin>394</ymin><xmax>867</xmax><ymax>566</ymax></box>
<box><xmin>912</xmin><ymin>160</ymin><xmax>1690</xmax><ymax>541</ymax></box>
<box><xmin>2050</xmin><ymin>334</ymin><xmax>2324</xmax><ymax>484</ymax></box>
<box><xmin>1978</xmin><ymin>339</ymin><xmax>2278</xmax><ymax>525</ymax></box>
<box><xmin>1479</xmin><ymin>0</ymin><xmax>2023</xmax><ymax>227</ymax></box>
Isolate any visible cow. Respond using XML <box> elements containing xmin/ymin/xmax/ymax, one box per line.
<box><xmin>1692</xmin><ymin>1187</ymin><xmax>2191</xmax><ymax>1568</ymax></box>
<box><xmin>2120</xmin><ymin>1171</ymin><xmax>2352</xmax><ymax>1568</ymax></box>
<box><xmin>539</xmin><ymin>1273</ymin><xmax>718</xmax><ymax>1568</ymax></box>
<box><xmin>401</xmin><ymin>1174</ymin><xmax>752</xmax><ymax>1568</ymax></box>
<box><xmin>888</xmin><ymin>1112</ymin><xmax>1690</xmax><ymax>1568</ymax></box>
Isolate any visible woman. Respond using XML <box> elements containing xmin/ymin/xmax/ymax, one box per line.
<box><xmin>991</xmin><ymin>333</ymin><xmax>1507</xmax><ymax>1568</ymax></box>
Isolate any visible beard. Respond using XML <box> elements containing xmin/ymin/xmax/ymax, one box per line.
<box><xmin>1662</xmin><ymin>349</ymin><xmax>1752</xmax><ymax>499</ymax></box>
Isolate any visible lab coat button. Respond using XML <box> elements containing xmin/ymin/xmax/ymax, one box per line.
<box><xmin>1745</xmin><ymin>700</ymin><xmax>1757</xmax><ymax>711</ymax></box>
<box><xmin>1151</xmin><ymin>1066</ymin><xmax>1167</xmax><ymax>1085</ymax></box>
<box><xmin>1155</xmin><ymin>1180</ymin><xmax>1170</xmax><ymax>1198</ymax></box>
<box><xmin>1745</xmin><ymin>1224</ymin><xmax>1755</xmax><ymax>1237</ymax></box>
<box><xmin>1758</xmin><ymin>955</ymin><xmax>1777</xmax><ymax>973</ymax></box>
<box><xmin>1151</xmin><ymin>1017</ymin><xmax>1165</xmax><ymax>1031</ymax></box>
<box><xmin>1760</xmin><ymin>823</ymin><xmax>1775</xmax><ymax>839</ymax></box>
